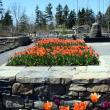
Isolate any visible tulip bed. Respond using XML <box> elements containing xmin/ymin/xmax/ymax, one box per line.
<box><xmin>43</xmin><ymin>93</ymin><xmax>110</xmax><ymax>110</ymax></box>
<box><xmin>7</xmin><ymin>38</ymin><xmax>99</xmax><ymax>66</ymax></box>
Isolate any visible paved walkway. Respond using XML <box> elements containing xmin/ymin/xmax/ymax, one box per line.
<box><xmin>87</xmin><ymin>43</ymin><xmax>110</xmax><ymax>66</ymax></box>
<box><xmin>0</xmin><ymin>43</ymin><xmax>35</xmax><ymax>65</ymax></box>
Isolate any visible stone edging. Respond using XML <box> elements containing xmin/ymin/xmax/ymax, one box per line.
<box><xmin>0</xmin><ymin>65</ymin><xmax>110</xmax><ymax>83</ymax></box>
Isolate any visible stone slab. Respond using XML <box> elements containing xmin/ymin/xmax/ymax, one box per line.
<box><xmin>16</xmin><ymin>66</ymin><xmax>110</xmax><ymax>84</ymax></box>
<box><xmin>48</xmin><ymin>66</ymin><xmax>76</xmax><ymax>84</ymax></box>
<box><xmin>73</xmin><ymin>72</ymin><xmax>110</xmax><ymax>80</ymax></box>
<box><xmin>0</xmin><ymin>66</ymin><xmax>25</xmax><ymax>80</ymax></box>
<box><xmin>16</xmin><ymin>67</ymin><xmax>50</xmax><ymax>83</ymax></box>
<box><xmin>16</xmin><ymin>66</ymin><xmax>77</xmax><ymax>84</ymax></box>
<box><xmin>86</xmin><ymin>65</ymin><xmax>110</xmax><ymax>72</ymax></box>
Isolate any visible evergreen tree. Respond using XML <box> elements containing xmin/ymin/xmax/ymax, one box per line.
<box><xmin>78</xmin><ymin>8</ymin><xmax>86</xmax><ymax>25</ymax></box>
<box><xmin>67</xmin><ymin>10</ymin><xmax>76</xmax><ymax>29</ymax></box>
<box><xmin>63</xmin><ymin>5</ymin><xmax>69</xmax><ymax>27</ymax></box>
<box><xmin>77</xmin><ymin>8</ymin><xmax>95</xmax><ymax>26</ymax></box>
<box><xmin>19</xmin><ymin>12</ymin><xmax>28</xmax><ymax>33</ymax></box>
<box><xmin>2</xmin><ymin>10</ymin><xmax>13</xmax><ymax>26</ymax></box>
<box><xmin>35</xmin><ymin>5</ymin><xmax>46</xmax><ymax>30</ymax></box>
<box><xmin>45</xmin><ymin>3</ymin><xmax>53</xmax><ymax>24</ymax></box>
<box><xmin>35</xmin><ymin>6</ymin><xmax>40</xmax><ymax>27</ymax></box>
<box><xmin>85</xmin><ymin>9</ymin><xmax>95</xmax><ymax>26</ymax></box>
<box><xmin>55</xmin><ymin>4</ymin><xmax>63</xmax><ymax>26</ymax></box>
<box><xmin>105</xmin><ymin>5</ymin><xmax>110</xmax><ymax>28</ymax></box>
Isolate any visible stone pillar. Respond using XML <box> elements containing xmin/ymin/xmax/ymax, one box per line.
<box><xmin>89</xmin><ymin>22</ymin><xmax>102</xmax><ymax>38</ymax></box>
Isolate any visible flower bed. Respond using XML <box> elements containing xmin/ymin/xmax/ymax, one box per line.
<box><xmin>7</xmin><ymin>38</ymin><xmax>99</xmax><ymax>66</ymax></box>
<box><xmin>43</xmin><ymin>93</ymin><xmax>110</xmax><ymax>110</ymax></box>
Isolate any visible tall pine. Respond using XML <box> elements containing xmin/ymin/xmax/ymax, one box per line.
<box><xmin>67</xmin><ymin>10</ymin><xmax>76</xmax><ymax>29</ymax></box>
<box><xmin>2</xmin><ymin>10</ymin><xmax>13</xmax><ymax>27</ymax></box>
<box><xmin>45</xmin><ymin>3</ymin><xmax>53</xmax><ymax>24</ymax></box>
<box><xmin>63</xmin><ymin>5</ymin><xmax>69</xmax><ymax>27</ymax></box>
<box><xmin>55</xmin><ymin>4</ymin><xmax>63</xmax><ymax>26</ymax></box>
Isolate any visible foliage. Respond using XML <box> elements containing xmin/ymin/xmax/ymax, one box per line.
<box><xmin>7</xmin><ymin>38</ymin><xmax>99</xmax><ymax>66</ymax></box>
<box><xmin>55</xmin><ymin>4</ymin><xmax>63</xmax><ymax>26</ymax></box>
<box><xmin>78</xmin><ymin>8</ymin><xmax>95</xmax><ymax>26</ymax></box>
<box><xmin>42</xmin><ymin>93</ymin><xmax>110</xmax><ymax>110</ymax></box>
<box><xmin>2</xmin><ymin>10</ymin><xmax>13</xmax><ymax>26</ymax></box>
<box><xmin>45</xmin><ymin>3</ymin><xmax>53</xmax><ymax>24</ymax></box>
<box><xmin>63</xmin><ymin>5</ymin><xmax>69</xmax><ymax>27</ymax></box>
<box><xmin>105</xmin><ymin>5</ymin><xmax>110</xmax><ymax>28</ymax></box>
<box><xmin>19</xmin><ymin>12</ymin><xmax>29</xmax><ymax>33</ymax></box>
<box><xmin>35</xmin><ymin>6</ymin><xmax>47</xmax><ymax>30</ymax></box>
<box><xmin>67</xmin><ymin>10</ymin><xmax>76</xmax><ymax>29</ymax></box>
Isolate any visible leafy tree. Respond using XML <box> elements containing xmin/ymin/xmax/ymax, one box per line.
<box><xmin>19</xmin><ymin>12</ymin><xmax>29</xmax><ymax>33</ymax></box>
<box><xmin>2</xmin><ymin>10</ymin><xmax>13</xmax><ymax>26</ymax></box>
<box><xmin>67</xmin><ymin>10</ymin><xmax>76</xmax><ymax>29</ymax></box>
<box><xmin>63</xmin><ymin>5</ymin><xmax>69</xmax><ymax>27</ymax></box>
<box><xmin>55</xmin><ymin>4</ymin><xmax>63</xmax><ymax>26</ymax></box>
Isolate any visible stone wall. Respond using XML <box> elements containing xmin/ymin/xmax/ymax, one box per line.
<box><xmin>0</xmin><ymin>36</ymin><xmax>32</xmax><ymax>53</ymax></box>
<box><xmin>0</xmin><ymin>66</ymin><xmax>110</xmax><ymax>109</ymax></box>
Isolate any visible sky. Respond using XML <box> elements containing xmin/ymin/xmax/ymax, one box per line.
<box><xmin>2</xmin><ymin>0</ymin><xmax>110</xmax><ymax>20</ymax></box>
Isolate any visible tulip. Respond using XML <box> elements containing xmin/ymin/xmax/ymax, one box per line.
<box><xmin>90</xmin><ymin>93</ymin><xmax>101</xmax><ymax>103</ymax></box>
<box><xmin>59</xmin><ymin>105</ymin><xmax>69</xmax><ymax>110</ymax></box>
<box><xmin>43</xmin><ymin>101</ymin><xmax>52</xmax><ymax>110</ymax></box>
<box><xmin>73</xmin><ymin>101</ymin><xmax>88</xmax><ymax>110</ymax></box>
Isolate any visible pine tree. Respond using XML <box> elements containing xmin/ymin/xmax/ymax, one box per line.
<box><xmin>67</xmin><ymin>10</ymin><xmax>76</xmax><ymax>29</ymax></box>
<box><xmin>55</xmin><ymin>4</ymin><xmax>63</xmax><ymax>26</ymax></box>
<box><xmin>63</xmin><ymin>5</ymin><xmax>69</xmax><ymax>27</ymax></box>
<box><xmin>45</xmin><ymin>3</ymin><xmax>53</xmax><ymax>24</ymax></box>
<box><xmin>35</xmin><ymin>5</ymin><xmax>46</xmax><ymax>30</ymax></box>
<box><xmin>105</xmin><ymin>5</ymin><xmax>110</xmax><ymax>28</ymax></box>
<box><xmin>2</xmin><ymin>10</ymin><xmax>13</xmax><ymax>26</ymax></box>
<box><xmin>78</xmin><ymin>8</ymin><xmax>86</xmax><ymax>25</ymax></box>
<box><xmin>85</xmin><ymin>9</ymin><xmax>95</xmax><ymax>26</ymax></box>
<box><xmin>19</xmin><ymin>12</ymin><xmax>28</xmax><ymax>33</ymax></box>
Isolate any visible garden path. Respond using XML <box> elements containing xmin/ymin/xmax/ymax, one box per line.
<box><xmin>0</xmin><ymin>43</ymin><xmax>35</xmax><ymax>65</ymax></box>
<box><xmin>87</xmin><ymin>43</ymin><xmax>110</xmax><ymax>65</ymax></box>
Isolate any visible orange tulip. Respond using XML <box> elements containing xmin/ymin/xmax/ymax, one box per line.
<box><xmin>73</xmin><ymin>101</ymin><xmax>88</xmax><ymax>110</ymax></box>
<box><xmin>90</xmin><ymin>93</ymin><xmax>101</xmax><ymax>103</ymax></box>
<box><xmin>43</xmin><ymin>101</ymin><xmax>52</xmax><ymax>110</ymax></box>
<box><xmin>14</xmin><ymin>38</ymin><xmax>98</xmax><ymax>61</ymax></box>
<box><xmin>59</xmin><ymin>105</ymin><xmax>69</xmax><ymax>110</ymax></box>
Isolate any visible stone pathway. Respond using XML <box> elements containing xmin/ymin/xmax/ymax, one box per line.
<box><xmin>87</xmin><ymin>43</ymin><xmax>110</xmax><ymax>66</ymax></box>
<box><xmin>0</xmin><ymin>43</ymin><xmax>35</xmax><ymax>65</ymax></box>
